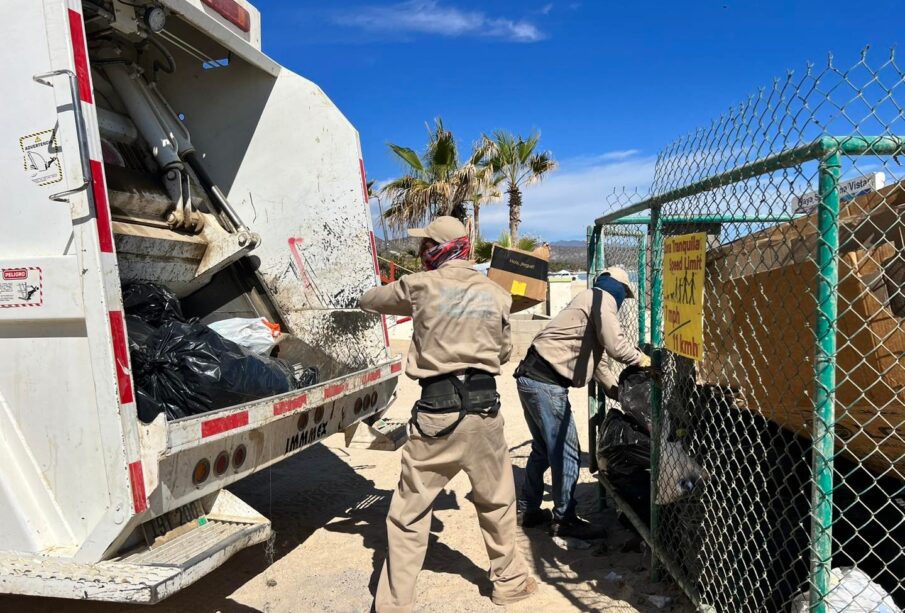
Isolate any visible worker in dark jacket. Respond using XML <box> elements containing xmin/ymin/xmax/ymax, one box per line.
<box><xmin>514</xmin><ymin>266</ymin><xmax>649</xmax><ymax>539</ymax></box>
<box><xmin>360</xmin><ymin>216</ymin><xmax>536</xmax><ymax>613</ymax></box>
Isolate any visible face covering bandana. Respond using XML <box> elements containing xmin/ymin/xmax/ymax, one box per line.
<box><xmin>594</xmin><ymin>274</ymin><xmax>627</xmax><ymax>310</ymax></box>
<box><xmin>421</xmin><ymin>236</ymin><xmax>471</xmax><ymax>271</ymax></box>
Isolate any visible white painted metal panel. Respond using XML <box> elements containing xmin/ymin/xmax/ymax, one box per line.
<box><xmin>0</xmin><ymin>256</ymin><xmax>83</xmax><ymax>321</ymax></box>
<box><xmin>161</xmin><ymin>0</ymin><xmax>273</xmax><ymax>71</ymax></box>
<box><xmin>0</xmin><ymin>1</ymin><xmax>137</xmax><ymax>562</ymax></box>
<box><xmin>0</xmin><ymin>1</ymin><xmax>75</xmax><ymax>257</ymax></box>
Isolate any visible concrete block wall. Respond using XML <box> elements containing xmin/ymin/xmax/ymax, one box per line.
<box><xmin>510</xmin><ymin>314</ymin><xmax>551</xmax><ymax>360</ymax></box>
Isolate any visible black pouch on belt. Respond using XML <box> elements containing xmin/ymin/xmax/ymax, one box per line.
<box><xmin>411</xmin><ymin>369</ymin><xmax>500</xmax><ymax>438</ymax></box>
<box><xmin>514</xmin><ymin>346</ymin><xmax>572</xmax><ymax>388</ymax></box>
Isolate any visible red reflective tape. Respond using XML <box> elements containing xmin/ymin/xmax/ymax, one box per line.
<box><xmin>91</xmin><ymin>160</ymin><xmax>114</xmax><ymax>253</ymax></box>
<box><xmin>359</xmin><ymin>159</ymin><xmax>369</xmax><ymax>205</ymax></box>
<box><xmin>324</xmin><ymin>384</ymin><xmax>345</xmax><ymax>399</ymax></box>
<box><xmin>109</xmin><ymin>311</ymin><xmax>134</xmax><ymax>404</ymax></box>
<box><xmin>396</xmin><ymin>316</ymin><xmax>412</xmax><ymax>325</ymax></box>
<box><xmin>288</xmin><ymin>237</ymin><xmax>313</xmax><ymax>289</ymax></box>
<box><xmin>202</xmin><ymin>0</ymin><xmax>251</xmax><ymax>32</ymax></box>
<box><xmin>391</xmin><ymin>362</ymin><xmax>403</xmax><ymax>374</ymax></box>
<box><xmin>369</xmin><ymin>231</ymin><xmax>390</xmax><ymax>347</ymax></box>
<box><xmin>201</xmin><ymin>411</ymin><xmax>249</xmax><ymax>437</ymax></box>
<box><xmin>67</xmin><ymin>10</ymin><xmax>92</xmax><ymax>103</ymax></box>
<box><xmin>128</xmin><ymin>461</ymin><xmax>148</xmax><ymax>513</ymax></box>
<box><xmin>369</xmin><ymin>231</ymin><xmax>380</xmax><ymax>274</ymax></box>
<box><xmin>362</xmin><ymin>369</ymin><xmax>381</xmax><ymax>386</ymax></box>
<box><xmin>274</xmin><ymin>394</ymin><xmax>308</xmax><ymax>416</ymax></box>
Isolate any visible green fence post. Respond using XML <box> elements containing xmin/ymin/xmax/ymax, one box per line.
<box><xmin>587</xmin><ymin>226</ymin><xmax>603</xmax><ymax>483</ymax></box>
<box><xmin>638</xmin><ymin>233</ymin><xmax>648</xmax><ymax>345</ymax></box>
<box><xmin>649</xmin><ymin>203</ymin><xmax>665</xmax><ymax>582</ymax></box>
<box><xmin>809</xmin><ymin>150</ymin><xmax>841</xmax><ymax>611</ymax></box>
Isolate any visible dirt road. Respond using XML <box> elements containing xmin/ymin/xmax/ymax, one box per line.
<box><xmin>2</xmin><ymin>352</ymin><xmax>689</xmax><ymax>613</ymax></box>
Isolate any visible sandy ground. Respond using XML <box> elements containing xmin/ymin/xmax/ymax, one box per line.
<box><xmin>2</xmin><ymin>346</ymin><xmax>690</xmax><ymax>613</ymax></box>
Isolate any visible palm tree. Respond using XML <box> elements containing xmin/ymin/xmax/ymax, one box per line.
<box><xmin>381</xmin><ymin>118</ymin><xmax>495</xmax><ymax>232</ymax></box>
<box><xmin>470</xmin><ymin>175</ymin><xmax>504</xmax><ymax>246</ymax></box>
<box><xmin>367</xmin><ymin>179</ymin><xmax>391</xmax><ymax>246</ymax></box>
<box><xmin>485</xmin><ymin>130</ymin><xmax>557</xmax><ymax>245</ymax></box>
<box><xmin>473</xmin><ymin>231</ymin><xmax>541</xmax><ymax>263</ymax></box>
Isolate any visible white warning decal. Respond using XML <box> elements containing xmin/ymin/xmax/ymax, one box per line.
<box><xmin>0</xmin><ymin>267</ymin><xmax>43</xmax><ymax>308</ymax></box>
<box><xmin>19</xmin><ymin>128</ymin><xmax>63</xmax><ymax>186</ymax></box>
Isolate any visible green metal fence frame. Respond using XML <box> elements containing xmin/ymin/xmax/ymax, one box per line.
<box><xmin>588</xmin><ymin>135</ymin><xmax>905</xmax><ymax>611</ymax></box>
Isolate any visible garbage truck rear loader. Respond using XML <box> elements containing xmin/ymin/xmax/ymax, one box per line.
<box><xmin>0</xmin><ymin>0</ymin><xmax>400</xmax><ymax>603</ymax></box>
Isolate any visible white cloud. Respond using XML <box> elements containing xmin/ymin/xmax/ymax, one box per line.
<box><xmin>479</xmin><ymin>151</ymin><xmax>656</xmax><ymax>240</ymax></box>
<box><xmin>333</xmin><ymin>1</ymin><xmax>545</xmax><ymax>42</ymax></box>
<box><xmin>539</xmin><ymin>3</ymin><xmax>554</xmax><ymax>15</ymax></box>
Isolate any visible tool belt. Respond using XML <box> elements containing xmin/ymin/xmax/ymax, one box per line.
<box><xmin>412</xmin><ymin>369</ymin><xmax>500</xmax><ymax>438</ymax></box>
<box><xmin>514</xmin><ymin>346</ymin><xmax>572</xmax><ymax>388</ymax></box>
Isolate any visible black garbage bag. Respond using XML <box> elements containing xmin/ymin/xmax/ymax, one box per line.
<box><xmin>131</xmin><ymin>320</ymin><xmax>297</xmax><ymax>419</ymax></box>
<box><xmin>123</xmin><ymin>282</ymin><xmax>186</xmax><ymax>326</ymax></box>
<box><xmin>616</xmin><ymin>364</ymin><xmax>653</xmax><ymax>432</ymax></box>
<box><xmin>135</xmin><ymin>387</ymin><xmax>168</xmax><ymax>423</ymax></box>
<box><xmin>597</xmin><ymin>365</ymin><xmax>654</xmax><ymax>522</ymax></box>
<box><xmin>599</xmin><ymin>410</ymin><xmax>651</xmax><ymax>521</ymax></box>
<box><xmin>125</xmin><ymin>314</ymin><xmax>156</xmax><ymax>348</ymax></box>
<box><xmin>293</xmin><ymin>365</ymin><xmax>320</xmax><ymax>388</ymax></box>
<box><xmin>126</xmin><ymin>316</ymin><xmax>167</xmax><ymax>422</ymax></box>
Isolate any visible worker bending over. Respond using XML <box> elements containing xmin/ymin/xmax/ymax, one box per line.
<box><xmin>360</xmin><ymin>216</ymin><xmax>536</xmax><ymax>613</ymax></box>
<box><xmin>515</xmin><ymin>266</ymin><xmax>649</xmax><ymax>539</ymax></box>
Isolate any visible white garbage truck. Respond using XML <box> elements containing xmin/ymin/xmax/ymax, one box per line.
<box><xmin>0</xmin><ymin>0</ymin><xmax>401</xmax><ymax>603</ymax></box>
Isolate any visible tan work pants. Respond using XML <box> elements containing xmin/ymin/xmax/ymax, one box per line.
<box><xmin>373</xmin><ymin>411</ymin><xmax>531</xmax><ymax>613</ymax></box>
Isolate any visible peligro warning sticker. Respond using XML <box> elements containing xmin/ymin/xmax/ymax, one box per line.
<box><xmin>0</xmin><ymin>267</ymin><xmax>43</xmax><ymax>308</ymax></box>
<box><xmin>20</xmin><ymin>128</ymin><xmax>63</xmax><ymax>186</ymax></box>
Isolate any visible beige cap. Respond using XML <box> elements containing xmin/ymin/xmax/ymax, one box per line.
<box><xmin>408</xmin><ymin>216</ymin><xmax>467</xmax><ymax>243</ymax></box>
<box><xmin>600</xmin><ymin>266</ymin><xmax>635</xmax><ymax>299</ymax></box>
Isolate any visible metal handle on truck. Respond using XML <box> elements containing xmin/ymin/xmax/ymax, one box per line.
<box><xmin>33</xmin><ymin>69</ymin><xmax>92</xmax><ymax>203</ymax></box>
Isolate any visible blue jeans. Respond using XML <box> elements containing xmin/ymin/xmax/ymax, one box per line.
<box><xmin>516</xmin><ymin>376</ymin><xmax>580</xmax><ymax>521</ymax></box>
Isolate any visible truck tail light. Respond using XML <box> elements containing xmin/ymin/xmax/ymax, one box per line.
<box><xmin>201</xmin><ymin>0</ymin><xmax>251</xmax><ymax>32</ymax></box>
<box><xmin>193</xmin><ymin>458</ymin><xmax>211</xmax><ymax>485</ymax></box>
<box><xmin>214</xmin><ymin>451</ymin><xmax>230</xmax><ymax>476</ymax></box>
<box><xmin>233</xmin><ymin>445</ymin><xmax>247</xmax><ymax>469</ymax></box>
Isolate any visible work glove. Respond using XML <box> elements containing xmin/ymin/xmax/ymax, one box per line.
<box><xmin>637</xmin><ymin>354</ymin><xmax>651</xmax><ymax>368</ymax></box>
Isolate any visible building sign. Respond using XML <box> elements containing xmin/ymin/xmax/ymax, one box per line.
<box><xmin>663</xmin><ymin>233</ymin><xmax>705</xmax><ymax>361</ymax></box>
<box><xmin>792</xmin><ymin>172</ymin><xmax>885</xmax><ymax>215</ymax></box>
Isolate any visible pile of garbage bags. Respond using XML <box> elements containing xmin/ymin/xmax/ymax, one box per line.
<box><xmin>124</xmin><ymin>283</ymin><xmax>314</xmax><ymax>422</ymax></box>
<box><xmin>596</xmin><ymin>365</ymin><xmax>655</xmax><ymax>521</ymax></box>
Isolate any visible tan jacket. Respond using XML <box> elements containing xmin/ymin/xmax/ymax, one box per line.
<box><xmin>531</xmin><ymin>288</ymin><xmax>643</xmax><ymax>389</ymax></box>
<box><xmin>360</xmin><ymin>260</ymin><xmax>512</xmax><ymax>379</ymax></box>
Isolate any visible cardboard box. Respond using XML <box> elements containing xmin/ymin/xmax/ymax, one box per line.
<box><xmin>699</xmin><ymin>183</ymin><xmax>905</xmax><ymax>475</ymax></box>
<box><xmin>487</xmin><ymin>245</ymin><xmax>549</xmax><ymax>312</ymax></box>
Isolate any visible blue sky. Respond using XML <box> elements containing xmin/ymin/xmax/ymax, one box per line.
<box><xmin>252</xmin><ymin>0</ymin><xmax>902</xmax><ymax>240</ymax></box>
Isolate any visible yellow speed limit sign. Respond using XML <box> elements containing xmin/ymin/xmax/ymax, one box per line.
<box><xmin>663</xmin><ymin>233</ymin><xmax>706</xmax><ymax>360</ymax></box>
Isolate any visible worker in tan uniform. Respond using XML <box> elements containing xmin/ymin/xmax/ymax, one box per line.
<box><xmin>514</xmin><ymin>266</ymin><xmax>650</xmax><ymax>539</ymax></box>
<box><xmin>360</xmin><ymin>216</ymin><xmax>536</xmax><ymax>613</ymax></box>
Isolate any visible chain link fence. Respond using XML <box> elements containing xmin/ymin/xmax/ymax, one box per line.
<box><xmin>589</xmin><ymin>50</ymin><xmax>905</xmax><ymax>612</ymax></box>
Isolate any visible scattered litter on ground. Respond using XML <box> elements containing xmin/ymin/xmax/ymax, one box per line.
<box><xmin>645</xmin><ymin>594</ymin><xmax>672</xmax><ymax>608</ymax></box>
<box><xmin>552</xmin><ymin>536</ymin><xmax>592</xmax><ymax>550</ymax></box>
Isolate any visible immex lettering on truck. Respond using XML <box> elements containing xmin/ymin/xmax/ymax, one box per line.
<box><xmin>285</xmin><ymin>422</ymin><xmax>329</xmax><ymax>453</ymax></box>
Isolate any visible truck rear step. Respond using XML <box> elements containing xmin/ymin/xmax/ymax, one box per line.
<box><xmin>0</xmin><ymin>491</ymin><xmax>269</xmax><ymax>604</ymax></box>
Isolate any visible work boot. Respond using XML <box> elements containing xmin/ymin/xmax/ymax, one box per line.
<box><xmin>549</xmin><ymin>515</ymin><xmax>607</xmax><ymax>540</ymax></box>
<box><xmin>517</xmin><ymin>508</ymin><xmax>552</xmax><ymax>528</ymax></box>
<box><xmin>491</xmin><ymin>576</ymin><xmax>538</xmax><ymax>606</ymax></box>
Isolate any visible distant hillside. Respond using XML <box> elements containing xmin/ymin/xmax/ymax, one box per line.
<box><xmin>549</xmin><ymin>243</ymin><xmax>586</xmax><ymax>270</ymax></box>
